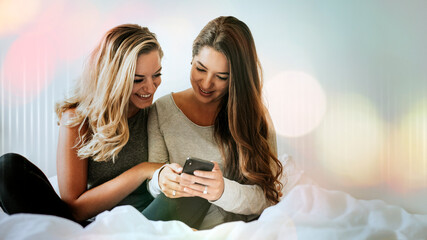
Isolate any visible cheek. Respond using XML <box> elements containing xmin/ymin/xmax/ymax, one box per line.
<box><xmin>155</xmin><ymin>77</ymin><xmax>162</xmax><ymax>88</ymax></box>
<box><xmin>131</xmin><ymin>84</ymin><xmax>138</xmax><ymax>94</ymax></box>
<box><xmin>190</xmin><ymin>73</ymin><xmax>198</xmax><ymax>88</ymax></box>
<box><xmin>190</xmin><ymin>69</ymin><xmax>201</xmax><ymax>82</ymax></box>
<box><xmin>129</xmin><ymin>95</ymin><xmax>137</xmax><ymax>105</ymax></box>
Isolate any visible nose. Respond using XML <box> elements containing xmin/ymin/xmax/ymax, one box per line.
<box><xmin>201</xmin><ymin>73</ymin><xmax>214</xmax><ymax>89</ymax></box>
<box><xmin>143</xmin><ymin>78</ymin><xmax>158</xmax><ymax>94</ymax></box>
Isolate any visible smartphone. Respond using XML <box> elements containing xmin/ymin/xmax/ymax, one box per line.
<box><xmin>182</xmin><ymin>157</ymin><xmax>214</xmax><ymax>175</ymax></box>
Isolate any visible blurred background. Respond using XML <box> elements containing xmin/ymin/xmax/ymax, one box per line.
<box><xmin>1</xmin><ymin>0</ymin><xmax>426</xmax><ymax>214</ymax></box>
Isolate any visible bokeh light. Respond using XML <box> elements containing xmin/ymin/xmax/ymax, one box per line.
<box><xmin>315</xmin><ymin>94</ymin><xmax>385</xmax><ymax>186</ymax></box>
<box><xmin>264</xmin><ymin>71</ymin><xmax>327</xmax><ymax>137</ymax></box>
<box><xmin>1</xmin><ymin>29</ymin><xmax>57</xmax><ymax>104</ymax></box>
<box><xmin>53</xmin><ymin>2</ymin><xmax>101</xmax><ymax>61</ymax></box>
<box><xmin>389</xmin><ymin>99</ymin><xmax>427</xmax><ymax>192</ymax></box>
<box><xmin>0</xmin><ymin>0</ymin><xmax>42</xmax><ymax>36</ymax></box>
<box><xmin>0</xmin><ymin>1</ymin><xmax>102</xmax><ymax>105</ymax></box>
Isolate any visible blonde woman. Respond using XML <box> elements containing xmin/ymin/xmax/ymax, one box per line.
<box><xmin>0</xmin><ymin>24</ymin><xmax>164</xmax><ymax>226</ymax></box>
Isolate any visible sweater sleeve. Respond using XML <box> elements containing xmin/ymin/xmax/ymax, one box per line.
<box><xmin>147</xmin><ymin>103</ymin><xmax>169</xmax><ymax>197</ymax></box>
<box><xmin>147</xmin><ymin>103</ymin><xmax>169</xmax><ymax>164</ymax></box>
<box><xmin>210</xmin><ymin>178</ymin><xmax>271</xmax><ymax>215</ymax></box>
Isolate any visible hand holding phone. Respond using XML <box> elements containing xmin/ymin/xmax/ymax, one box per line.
<box><xmin>181</xmin><ymin>159</ymin><xmax>225</xmax><ymax>201</ymax></box>
<box><xmin>158</xmin><ymin>163</ymin><xmax>192</xmax><ymax>198</ymax></box>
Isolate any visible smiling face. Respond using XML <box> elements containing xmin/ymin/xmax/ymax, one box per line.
<box><xmin>190</xmin><ymin>46</ymin><xmax>230</xmax><ymax>106</ymax></box>
<box><xmin>128</xmin><ymin>50</ymin><xmax>162</xmax><ymax>116</ymax></box>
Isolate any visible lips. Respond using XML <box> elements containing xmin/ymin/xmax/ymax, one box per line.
<box><xmin>136</xmin><ymin>93</ymin><xmax>151</xmax><ymax>99</ymax></box>
<box><xmin>199</xmin><ymin>87</ymin><xmax>214</xmax><ymax>96</ymax></box>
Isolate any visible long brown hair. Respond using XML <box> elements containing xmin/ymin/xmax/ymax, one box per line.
<box><xmin>56</xmin><ymin>24</ymin><xmax>163</xmax><ymax>162</ymax></box>
<box><xmin>192</xmin><ymin>16</ymin><xmax>283</xmax><ymax>204</ymax></box>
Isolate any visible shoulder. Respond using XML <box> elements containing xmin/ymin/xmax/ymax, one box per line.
<box><xmin>59</xmin><ymin>108</ymin><xmax>88</xmax><ymax>134</ymax></box>
<box><xmin>59</xmin><ymin>108</ymin><xmax>77</xmax><ymax>126</ymax></box>
<box><xmin>57</xmin><ymin>109</ymin><xmax>86</xmax><ymax>149</ymax></box>
<box><xmin>149</xmin><ymin>92</ymin><xmax>187</xmax><ymax>128</ymax></box>
<box><xmin>154</xmin><ymin>93</ymin><xmax>174</xmax><ymax>107</ymax></box>
<box><xmin>171</xmin><ymin>89</ymin><xmax>192</xmax><ymax>110</ymax></box>
<box><xmin>150</xmin><ymin>93</ymin><xmax>176</xmax><ymax>116</ymax></box>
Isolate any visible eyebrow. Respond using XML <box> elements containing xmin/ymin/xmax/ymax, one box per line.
<box><xmin>197</xmin><ymin>61</ymin><xmax>229</xmax><ymax>75</ymax></box>
<box><xmin>135</xmin><ymin>66</ymin><xmax>162</xmax><ymax>77</ymax></box>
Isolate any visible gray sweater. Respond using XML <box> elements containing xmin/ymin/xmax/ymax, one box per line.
<box><xmin>147</xmin><ymin>93</ymin><xmax>277</xmax><ymax>229</ymax></box>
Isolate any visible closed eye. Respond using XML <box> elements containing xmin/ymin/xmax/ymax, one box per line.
<box><xmin>217</xmin><ymin>75</ymin><xmax>228</xmax><ymax>81</ymax></box>
<box><xmin>196</xmin><ymin>67</ymin><xmax>206</xmax><ymax>72</ymax></box>
<box><xmin>134</xmin><ymin>79</ymin><xmax>144</xmax><ymax>83</ymax></box>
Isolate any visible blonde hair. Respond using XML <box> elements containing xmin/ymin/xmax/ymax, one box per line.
<box><xmin>55</xmin><ymin>24</ymin><xmax>163</xmax><ymax>162</ymax></box>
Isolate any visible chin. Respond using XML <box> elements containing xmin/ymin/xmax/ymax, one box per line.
<box><xmin>139</xmin><ymin>103</ymin><xmax>152</xmax><ymax>109</ymax></box>
<box><xmin>197</xmin><ymin>96</ymin><xmax>220</xmax><ymax>105</ymax></box>
<box><xmin>132</xmin><ymin>102</ymin><xmax>151</xmax><ymax>110</ymax></box>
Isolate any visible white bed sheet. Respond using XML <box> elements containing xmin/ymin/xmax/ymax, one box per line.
<box><xmin>1</xmin><ymin>183</ymin><xmax>427</xmax><ymax>240</ymax></box>
<box><xmin>1</xmin><ymin>154</ymin><xmax>427</xmax><ymax>240</ymax></box>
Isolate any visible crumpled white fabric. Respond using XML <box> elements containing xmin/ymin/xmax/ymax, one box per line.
<box><xmin>2</xmin><ymin>184</ymin><xmax>427</xmax><ymax>240</ymax></box>
<box><xmin>261</xmin><ymin>184</ymin><xmax>427</xmax><ymax>240</ymax></box>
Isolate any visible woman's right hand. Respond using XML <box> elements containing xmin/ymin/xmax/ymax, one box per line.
<box><xmin>158</xmin><ymin>163</ymin><xmax>192</xmax><ymax>198</ymax></box>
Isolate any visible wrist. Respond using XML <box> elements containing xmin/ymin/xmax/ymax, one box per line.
<box><xmin>210</xmin><ymin>178</ymin><xmax>226</xmax><ymax>203</ymax></box>
<box><xmin>136</xmin><ymin>162</ymin><xmax>150</xmax><ymax>181</ymax></box>
<box><xmin>157</xmin><ymin>165</ymin><xmax>167</xmax><ymax>190</ymax></box>
<box><xmin>213</xmin><ymin>183</ymin><xmax>225</xmax><ymax>201</ymax></box>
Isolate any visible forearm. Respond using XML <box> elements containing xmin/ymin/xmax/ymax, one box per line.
<box><xmin>67</xmin><ymin>162</ymin><xmax>162</xmax><ymax>221</ymax></box>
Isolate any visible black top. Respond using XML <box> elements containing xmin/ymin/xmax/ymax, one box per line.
<box><xmin>87</xmin><ymin>108</ymin><xmax>152</xmax><ymax>212</ymax></box>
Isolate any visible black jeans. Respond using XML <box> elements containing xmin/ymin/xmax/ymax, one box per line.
<box><xmin>0</xmin><ymin>153</ymin><xmax>210</xmax><ymax>228</ymax></box>
<box><xmin>0</xmin><ymin>153</ymin><xmax>75</xmax><ymax>221</ymax></box>
<box><xmin>142</xmin><ymin>193</ymin><xmax>210</xmax><ymax>229</ymax></box>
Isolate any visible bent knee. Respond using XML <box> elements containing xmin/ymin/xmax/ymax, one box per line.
<box><xmin>1</xmin><ymin>152</ymin><xmax>28</xmax><ymax>166</ymax></box>
<box><xmin>0</xmin><ymin>153</ymin><xmax>30</xmax><ymax>178</ymax></box>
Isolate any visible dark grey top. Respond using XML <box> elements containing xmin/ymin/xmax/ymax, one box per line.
<box><xmin>87</xmin><ymin>108</ymin><xmax>152</xmax><ymax>212</ymax></box>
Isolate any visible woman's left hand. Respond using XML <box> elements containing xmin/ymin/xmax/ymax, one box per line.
<box><xmin>180</xmin><ymin>161</ymin><xmax>224</xmax><ymax>201</ymax></box>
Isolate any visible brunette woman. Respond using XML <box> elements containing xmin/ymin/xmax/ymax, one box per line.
<box><xmin>147</xmin><ymin>16</ymin><xmax>284</xmax><ymax>229</ymax></box>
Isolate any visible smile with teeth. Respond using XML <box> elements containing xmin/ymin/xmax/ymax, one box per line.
<box><xmin>199</xmin><ymin>87</ymin><xmax>214</xmax><ymax>94</ymax></box>
<box><xmin>137</xmin><ymin>93</ymin><xmax>151</xmax><ymax>98</ymax></box>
